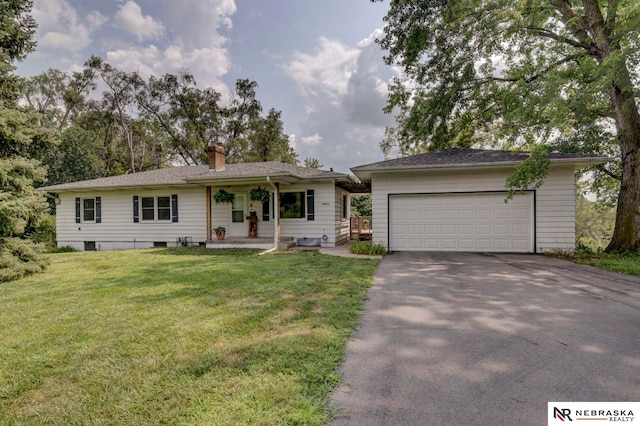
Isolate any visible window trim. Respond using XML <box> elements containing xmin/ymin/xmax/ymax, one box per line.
<box><xmin>136</xmin><ymin>195</ymin><xmax>179</xmax><ymax>223</ymax></box>
<box><xmin>76</xmin><ymin>197</ymin><xmax>101</xmax><ymax>223</ymax></box>
<box><xmin>280</xmin><ymin>191</ymin><xmax>306</xmax><ymax>219</ymax></box>
<box><xmin>141</xmin><ymin>196</ymin><xmax>156</xmax><ymax>221</ymax></box>
<box><xmin>341</xmin><ymin>193</ymin><xmax>348</xmax><ymax>220</ymax></box>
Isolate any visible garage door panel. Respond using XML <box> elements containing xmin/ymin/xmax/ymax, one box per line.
<box><xmin>442</xmin><ymin>224</ymin><xmax>457</xmax><ymax>235</ymax></box>
<box><xmin>424</xmin><ymin>224</ymin><xmax>440</xmax><ymax>234</ymax></box>
<box><xmin>477</xmin><ymin>224</ymin><xmax>492</xmax><ymax>235</ymax></box>
<box><xmin>458</xmin><ymin>224</ymin><xmax>474</xmax><ymax>235</ymax></box>
<box><xmin>494</xmin><ymin>224</ymin><xmax>511</xmax><ymax>235</ymax></box>
<box><xmin>459</xmin><ymin>210</ymin><xmax>474</xmax><ymax>220</ymax></box>
<box><xmin>476</xmin><ymin>209</ymin><xmax>492</xmax><ymax>220</ymax></box>
<box><xmin>408</xmin><ymin>224</ymin><xmax>423</xmax><ymax>234</ymax></box>
<box><xmin>389</xmin><ymin>193</ymin><xmax>533</xmax><ymax>252</ymax></box>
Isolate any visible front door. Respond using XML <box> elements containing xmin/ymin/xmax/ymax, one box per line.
<box><xmin>229</xmin><ymin>194</ymin><xmax>246</xmax><ymax>236</ymax></box>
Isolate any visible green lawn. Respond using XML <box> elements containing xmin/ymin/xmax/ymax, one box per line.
<box><xmin>555</xmin><ymin>250</ymin><xmax>640</xmax><ymax>276</ymax></box>
<box><xmin>574</xmin><ymin>252</ymin><xmax>640</xmax><ymax>275</ymax></box>
<box><xmin>0</xmin><ymin>248</ymin><xmax>379</xmax><ymax>425</ymax></box>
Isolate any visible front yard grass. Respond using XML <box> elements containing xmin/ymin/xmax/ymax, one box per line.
<box><xmin>0</xmin><ymin>248</ymin><xmax>379</xmax><ymax>425</ymax></box>
<box><xmin>554</xmin><ymin>250</ymin><xmax>640</xmax><ymax>276</ymax></box>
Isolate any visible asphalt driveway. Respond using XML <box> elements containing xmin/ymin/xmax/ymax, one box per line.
<box><xmin>330</xmin><ymin>252</ymin><xmax>640</xmax><ymax>425</ymax></box>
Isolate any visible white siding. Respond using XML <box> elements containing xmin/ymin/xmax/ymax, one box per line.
<box><xmin>371</xmin><ymin>166</ymin><xmax>576</xmax><ymax>252</ymax></box>
<box><xmin>335</xmin><ymin>188</ymin><xmax>350</xmax><ymax>245</ymax></box>
<box><xmin>56</xmin><ymin>182</ymin><xmax>354</xmax><ymax>251</ymax></box>
<box><xmin>56</xmin><ymin>187</ymin><xmax>207</xmax><ymax>251</ymax></box>
<box><xmin>210</xmin><ymin>185</ymin><xmax>275</xmax><ymax>239</ymax></box>
<box><xmin>277</xmin><ymin>183</ymin><xmax>341</xmax><ymax>247</ymax></box>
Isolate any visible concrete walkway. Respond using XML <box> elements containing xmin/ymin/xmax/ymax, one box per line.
<box><xmin>330</xmin><ymin>252</ymin><xmax>640</xmax><ymax>425</ymax></box>
<box><xmin>289</xmin><ymin>242</ymin><xmax>383</xmax><ymax>260</ymax></box>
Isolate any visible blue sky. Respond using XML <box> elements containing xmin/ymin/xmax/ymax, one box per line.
<box><xmin>16</xmin><ymin>0</ymin><xmax>397</xmax><ymax>173</ymax></box>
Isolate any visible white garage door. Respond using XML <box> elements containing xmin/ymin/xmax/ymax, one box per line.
<box><xmin>389</xmin><ymin>192</ymin><xmax>534</xmax><ymax>252</ymax></box>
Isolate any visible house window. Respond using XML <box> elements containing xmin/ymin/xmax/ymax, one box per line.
<box><xmin>76</xmin><ymin>197</ymin><xmax>101</xmax><ymax>223</ymax></box>
<box><xmin>342</xmin><ymin>194</ymin><xmax>348</xmax><ymax>219</ymax></box>
<box><xmin>142</xmin><ymin>197</ymin><xmax>155</xmax><ymax>221</ymax></box>
<box><xmin>262</xmin><ymin>199</ymin><xmax>270</xmax><ymax>222</ymax></box>
<box><xmin>157</xmin><ymin>196</ymin><xmax>171</xmax><ymax>221</ymax></box>
<box><xmin>232</xmin><ymin>194</ymin><xmax>245</xmax><ymax>223</ymax></box>
<box><xmin>134</xmin><ymin>195</ymin><xmax>179</xmax><ymax>223</ymax></box>
<box><xmin>83</xmin><ymin>199</ymin><xmax>95</xmax><ymax>221</ymax></box>
<box><xmin>280</xmin><ymin>192</ymin><xmax>305</xmax><ymax>219</ymax></box>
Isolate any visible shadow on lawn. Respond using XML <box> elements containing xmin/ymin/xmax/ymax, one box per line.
<box><xmin>147</xmin><ymin>247</ymin><xmax>262</xmax><ymax>257</ymax></box>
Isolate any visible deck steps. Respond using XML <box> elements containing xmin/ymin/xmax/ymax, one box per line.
<box><xmin>278</xmin><ymin>236</ymin><xmax>296</xmax><ymax>251</ymax></box>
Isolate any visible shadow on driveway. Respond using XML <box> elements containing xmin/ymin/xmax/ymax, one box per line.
<box><xmin>330</xmin><ymin>252</ymin><xmax>640</xmax><ymax>425</ymax></box>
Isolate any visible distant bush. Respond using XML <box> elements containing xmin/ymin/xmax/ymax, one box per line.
<box><xmin>32</xmin><ymin>214</ymin><xmax>57</xmax><ymax>250</ymax></box>
<box><xmin>0</xmin><ymin>238</ymin><xmax>49</xmax><ymax>282</ymax></box>
<box><xmin>349</xmin><ymin>241</ymin><xmax>388</xmax><ymax>256</ymax></box>
<box><xmin>50</xmin><ymin>245</ymin><xmax>77</xmax><ymax>253</ymax></box>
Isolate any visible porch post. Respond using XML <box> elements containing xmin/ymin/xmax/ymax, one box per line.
<box><xmin>206</xmin><ymin>186</ymin><xmax>212</xmax><ymax>241</ymax></box>
<box><xmin>275</xmin><ymin>182</ymin><xmax>280</xmax><ymax>243</ymax></box>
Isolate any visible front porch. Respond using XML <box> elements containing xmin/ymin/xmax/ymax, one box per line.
<box><xmin>206</xmin><ymin>237</ymin><xmax>273</xmax><ymax>249</ymax></box>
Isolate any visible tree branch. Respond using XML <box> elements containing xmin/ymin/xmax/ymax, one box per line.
<box><xmin>525</xmin><ymin>26</ymin><xmax>592</xmax><ymax>51</ymax></box>
<box><xmin>479</xmin><ymin>54</ymin><xmax>580</xmax><ymax>85</ymax></box>
<box><xmin>547</xmin><ymin>0</ymin><xmax>594</xmax><ymax>48</ymax></box>
<box><xmin>596</xmin><ymin>164</ymin><xmax>621</xmax><ymax>180</ymax></box>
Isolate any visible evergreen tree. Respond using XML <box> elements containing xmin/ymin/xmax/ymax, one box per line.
<box><xmin>0</xmin><ymin>0</ymin><xmax>51</xmax><ymax>281</ymax></box>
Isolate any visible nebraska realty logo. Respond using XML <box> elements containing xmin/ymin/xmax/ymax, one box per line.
<box><xmin>549</xmin><ymin>402</ymin><xmax>640</xmax><ymax>424</ymax></box>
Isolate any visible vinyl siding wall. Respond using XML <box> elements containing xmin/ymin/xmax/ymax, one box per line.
<box><xmin>210</xmin><ymin>185</ymin><xmax>275</xmax><ymax>239</ymax></box>
<box><xmin>56</xmin><ymin>182</ymin><xmax>350</xmax><ymax>251</ymax></box>
<box><xmin>335</xmin><ymin>188</ymin><xmax>350</xmax><ymax>245</ymax></box>
<box><xmin>275</xmin><ymin>182</ymin><xmax>343</xmax><ymax>247</ymax></box>
<box><xmin>55</xmin><ymin>187</ymin><xmax>207</xmax><ymax>251</ymax></box>
<box><xmin>370</xmin><ymin>166</ymin><xmax>576</xmax><ymax>252</ymax></box>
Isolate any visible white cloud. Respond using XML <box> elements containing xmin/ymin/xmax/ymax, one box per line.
<box><xmin>103</xmin><ymin>0</ymin><xmax>236</xmax><ymax>92</ymax></box>
<box><xmin>106</xmin><ymin>44</ymin><xmax>230</xmax><ymax>92</ymax></box>
<box><xmin>284</xmin><ymin>37</ymin><xmax>359</xmax><ymax>99</ymax></box>
<box><xmin>33</xmin><ymin>0</ymin><xmax>103</xmax><ymax>53</ymax></box>
<box><xmin>115</xmin><ymin>1</ymin><xmax>165</xmax><ymax>41</ymax></box>
<box><xmin>283</xmin><ymin>30</ymin><xmax>395</xmax><ymax>172</ymax></box>
<box><xmin>301</xmin><ymin>133</ymin><xmax>323</xmax><ymax>146</ymax></box>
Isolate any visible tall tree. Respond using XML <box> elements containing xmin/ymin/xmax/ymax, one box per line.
<box><xmin>22</xmin><ymin>67</ymin><xmax>97</xmax><ymax>130</ymax></box>
<box><xmin>136</xmin><ymin>71</ymin><xmax>222</xmax><ymax>165</ymax></box>
<box><xmin>375</xmin><ymin>0</ymin><xmax>640</xmax><ymax>252</ymax></box>
<box><xmin>223</xmin><ymin>79</ymin><xmax>263</xmax><ymax>163</ymax></box>
<box><xmin>0</xmin><ymin>0</ymin><xmax>36</xmax><ymax>102</ymax></box>
<box><xmin>245</xmin><ymin>108</ymin><xmax>297</xmax><ymax>164</ymax></box>
<box><xmin>303</xmin><ymin>157</ymin><xmax>323</xmax><ymax>168</ymax></box>
<box><xmin>87</xmin><ymin>56</ymin><xmax>142</xmax><ymax>174</ymax></box>
<box><xmin>0</xmin><ymin>0</ymin><xmax>50</xmax><ymax>280</ymax></box>
<box><xmin>0</xmin><ymin>157</ymin><xmax>50</xmax><ymax>281</ymax></box>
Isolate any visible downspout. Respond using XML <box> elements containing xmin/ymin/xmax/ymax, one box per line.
<box><xmin>266</xmin><ymin>176</ymin><xmax>279</xmax><ymax>251</ymax></box>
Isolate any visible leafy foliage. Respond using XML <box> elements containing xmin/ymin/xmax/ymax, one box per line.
<box><xmin>576</xmin><ymin>196</ymin><xmax>616</xmax><ymax>250</ymax></box>
<box><xmin>213</xmin><ymin>189</ymin><xmax>235</xmax><ymax>204</ymax></box>
<box><xmin>374</xmin><ymin>0</ymin><xmax>640</xmax><ymax>251</ymax></box>
<box><xmin>0</xmin><ymin>1</ymin><xmax>50</xmax><ymax>281</ymax></box>
<box><xmin>0</xmin><ymin>157</ymin><xmax>50</xmax><ymax>281</ymax></box>
<box><xmin>303</xmin><ymin>157</ymin><xmax>323</xmax><ymax>168</ymax></box>
<box><xmin>350</xmin><ymin>194</ymin><xmax>372</xmax><ymax>217</ymax></box>
<box><xmin>349</xmin><ymin>241</ymin><xmax>388</xmax><ymax>256</ymax></box>
<box><xmin>249</xmin><ymin>186</ymin><xmax>271</xmax><ymax>203</ymax></box>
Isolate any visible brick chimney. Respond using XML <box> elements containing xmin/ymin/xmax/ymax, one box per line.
<box><xmin>208</xmin><ymin>144</ymin><xmax>225</xmax><ymax>171</ymax></box>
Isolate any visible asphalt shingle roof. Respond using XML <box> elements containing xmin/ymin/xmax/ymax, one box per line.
<box><xmin>40</xmin><ymin>162</ymin><xmax>349</xmax><ymax>192</ymax></box>
<box><xmin>351</xmin><ymin>148</ymin><xmax>606</xmax><ymax>170</ymax></box>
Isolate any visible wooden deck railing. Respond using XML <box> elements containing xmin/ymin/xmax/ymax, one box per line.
<box><xmin>350</xmin><ymin>216</ymin><xmax>372</xmax><ymax>241</ymax></box>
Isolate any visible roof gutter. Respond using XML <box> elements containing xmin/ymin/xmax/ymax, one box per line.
<box><xmin>351</xmin><ymin>157</ymin><xmax>611</xmax><ymax>180</ymax></box>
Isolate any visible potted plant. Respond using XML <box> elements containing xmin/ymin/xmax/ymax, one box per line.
<box><xmin>249</xmin><ymin>186</ymin><xmax>270</xmax><ymax>203</ymax></box>
<box><xmin>213</xmin><ymin>189</ymin><xmax>235</xmax><ymax>204</ymax></box>
<box><xmin>213</xmin><ymin>226</ymin><xmax>226</xmax><ymax>240</ymax></box>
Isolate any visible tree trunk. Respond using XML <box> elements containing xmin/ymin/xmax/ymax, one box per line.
<box><xmin>606</xmin><ymin>73</ymin><xmax>640</xmax><ymax>252</ymax></box>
